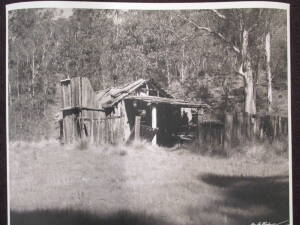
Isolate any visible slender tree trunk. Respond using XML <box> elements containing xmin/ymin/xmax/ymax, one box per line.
<box><xmin>244</xmin><ymin>74</ymin><xmax>256</xmax><ymax>114</ymax></box>
<box><xmin>31</xmin><ymin>51</ymin><xmax>35</xmax><ymax>121</ymax></box>
<box><xmin>181</xmin><ymin>44</ymin><xmax>185</xmax><ymax>83</ymax></box>
<box><xmin>31</xmin><ymin>51</ymin><xmax>35</xmax><ymax>98</ymax></box>
<box><xmin>241</xmin><ymin>30</ymin><xmax>256</xmax><ymax>114</ymax></box>
<box><xmin>202</xmin><ymin>57</ymin><xmax>207</xmax><ymax>71</ymax></box>
<box><xmin>265</xmin><ymin>32</ymin><xmax>272</xmax><ymax>112</ymax></box>
<box><xmin>165</xmin><ymin>48</ymin><xmax>170</xmax><ymax>87</ymax></box>
<box><xmin>16</xmin><ymin>55</ymin><xmax>20</xmax><ymax>99</ymax></box>
<box><xmin>43</xmin><ymin>75</ymin><xmax>48</xmax><ymax>117</ymax></box>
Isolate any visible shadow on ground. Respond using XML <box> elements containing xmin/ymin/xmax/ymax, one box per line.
<box><xmin>11</xmin><ymin>209</ymin><xmax>172</xmax><ymax>225</ymax></box>
<box><xmin>192</xmin><ymin>173</ymin><xmax>289</xmax><ymax>225</ymax></box>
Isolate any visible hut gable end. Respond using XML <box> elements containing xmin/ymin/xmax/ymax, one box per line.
<box><xmin>95</xmin><ymin>79</ymin><xmax>173</xmax><ymax>109</ymax></box>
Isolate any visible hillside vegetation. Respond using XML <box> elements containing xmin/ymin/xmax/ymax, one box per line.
<box><xmin>8</xmin><ymin>8</ymin><xmax>288</xmax><ymax>141</ymax></box>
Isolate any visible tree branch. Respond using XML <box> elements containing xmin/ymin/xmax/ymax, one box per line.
<box><xmin>235</xmin><ymin>64</ymin><xmax>247</xmax><ymax>83</ymax></box>
<box><xmin>165</xmin><ymin>27</ymin><xmax>200</xmax><ymax>43</ymax></box>
<box><xmin>211</xmin><ymin>9</ymin><xmax>226</xmax><ymax>19</ymax></box>
<box><xmin>176</xmin><ymin>14</ymin><xmax>240</xmax><ymax>54</ymax></box>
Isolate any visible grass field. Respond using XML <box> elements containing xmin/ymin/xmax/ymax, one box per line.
<box><xmin>9</xmin><ymin>140</ymin><xmax>289</xmax><ymax>225</ymax></box>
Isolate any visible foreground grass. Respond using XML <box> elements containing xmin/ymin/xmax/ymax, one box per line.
<box><xmin>9</xmin><ymin>140</ymin><xmax>289</xmax><ymax>225</ymax></box>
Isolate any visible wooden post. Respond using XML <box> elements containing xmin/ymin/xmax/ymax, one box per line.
<box><xmin>135</xmin><ymin>116</ymin><xmax>141</xmax><ymax>141</ymax></box>
<box><xmin>224</xmin><ymin>113</ymin><xmax>233</xmax><ymax>151</ymax></box>
<box><xmin>236</xmin><ymin>112</ymin><xmax>244</xmax><ymax>144</ymax></box>
<box><xmin>197</xmin><ymin>108</ymin><xmax>204</xmax><ymax>151</ymax></box>
<box><xmin>245</xmin><ymin>112</ymin><xmax>252</xmax><ymax>141</ymax></box>
<box><xmin>91</xmin><ymin>111</ymin><xmax>94</xmax><ymax>144</ymax></box>
<box><xmin>152</xmin><ymin>105</ymin><xmax>157</xmax><ymax>145</ymax></box>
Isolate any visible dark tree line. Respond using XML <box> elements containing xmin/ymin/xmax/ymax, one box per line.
<box><xmin>8</xmin><ymin>8</ymin><xmax>287</xmax><ymax>141</ymax></box>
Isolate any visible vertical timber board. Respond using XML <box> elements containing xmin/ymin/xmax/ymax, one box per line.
<box><xmin>72</xmin><ymin>114</ymin><xmax>76</xmax><ymax>142</ymax></box>
<box><xmin>90</xmin><ymin>110</ymin><xmax>94</xmax><ymax>144</ymax></box>
<box><xmin>220</xmin><ymin>126</ymin><xmax>223</xmax><ymax>146</ymax></box>
<box><xmin>135</xmin><ymin>116</ymin><xmax>141</xmax><ymax>141</ymax></box>
<box><xmin>63</xmin><ymin>116</ymin><xmax>66</xmax><ymax>144</ymax></box>
<box><xmin>80</xmin><ymin>77</ymin><xmax>95</xmax><ymax>108</ymax></box>
<box><xmin>96</xmin><ymin>119</ymin><xmax>99</xmax><ymax>145</ymax></box>
<box><xmin>109</xmin><ymin>118</ymin><xmax>112</xmax><ymax>144</ymax></box>
<box><xmin>118</xmin><ymin>117</ymin><xmax>122</xmax><ymax>143</ymax></box>
<box><xmin>256</xmin><ymin>116</ymin><xmax>261</xmax><ymax>140</ymax></box>
<box><xmin>66</xmin><ymin>116</ymin><xmax>70</xmax><ymax>144</ymax></box>
<box><xmin>104</xmin><ymin>117</ymin><xmax>107</xmax><ymax>144</ymax></box>
<box><xmin>75</xmin><ymin>78</ymin><xmax>79</xmax><ymax>107</ymax></box>
<box><xmin>67</xmin><ymin>115</ymin><xmax>72</xmax><ymax>144</ymax></box>
<box><xmin>111</xmin><ymin>118</ymin><xmax>114</xmax><ymax>144</ymax></box>
<box><xmin>111</xmin><ymin>117</ymin><xmax>114</xmax><ymax>144</ymax></box>
<box><xmin>224</xmin><ymin>113</ymin><xmax>233</xmax><ymax>150</ymax></box>
<box><xmin>93</xmin><ymin>112</ymin><xmax>97</xmax><ymax>144</ymax></box>
<box><xmin>99</xmin><ymin>113</ymin><xmax>102</xmax><ymax>144</ymax></box>
<box><xmin>98</xmin><ymin>119</ymin><xmax>102</xmax><ymax>144</ymax></box>
<box><xmin>120</xmin><ymin>116</ymin><xmax>125</xmax><ymax>143</ymax></box>
<box><xmin>278</xmin><ymin>116</ymin><xmax>282</xmax><ymax>136</ymax></box>
<box><xmin>113</xmin><ymin>117</ymin><xmax>117</xmax><ymax>144</ymax></box>
<box><xmin>64</xmin><ymin>116</ymin><xmax>68</xmax><ymax>144</ymax></box>
<box><xmin>69</xmin><ymin>115</ymin><xmax>73</xmax><ymax>143</ymax></box>
<box><xmin>197</xmin><ymin>108</ymin><xmax>204</xmax><ymax>151</ymax></box>
<box><xmin>152</xmin><ymin>105</ymin><xmax>157</xmax><ymax>145</ymax></box>
<box><xmin>236</xmin><ymin>112</ymin><xmax>243</xmax><ymax>144</ymax></box>
<box><xmin>94</xmin><ymin>113</ymin><xmax>97</xmax><ymax>145</ymax></box>
<box><xmin>99</xmin><ymin>113</ymin><xmax>103</xmax><ymax>144</ymax></box>
<box><xmin>245</xmin><ymin>113</ymin><xmax>251</xmax><ymax>140</ymax></box>
<box><xmin>101</xmin><ymin>119</ymin><xmax>105</xmax><ymax>144</ymax></box>
<box><xmin>71</xmin><ymin>79</ymin><xmax>76</xmax><ymax>107</ymax></box>
<box><xmin>69</xmin><ymin>81</ymin><xmax>72</xmax><ymax>107</ymax></box>
<box><xmin>65</xmin><ymin>83</ymin><xmax>70</xmax><ymax>108</ymax></box>
<box><xmin>113</xmin><ymin>118</ymin><xmax>116</xmax><ymax>144</ymax></box>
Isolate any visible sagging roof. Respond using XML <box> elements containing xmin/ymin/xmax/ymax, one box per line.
<box><xmin>125</xmin><ymin>95</ymin><xmax>210</xmax><ymax>109</ymax></box>
<box><xmin>95</xmin><ymin>79</ymin><xmax>173</xmax><ymax>108</ymax></box>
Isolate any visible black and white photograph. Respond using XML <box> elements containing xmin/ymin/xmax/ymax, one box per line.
<box><xmin>6</xmin><ymin>2</ymin><xmax>291</xmax><ymax>225</ymax></box>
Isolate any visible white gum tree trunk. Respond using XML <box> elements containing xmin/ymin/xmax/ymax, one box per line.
<box><xmin>265</xmin><ymin>32</ymin><xmax>272</xmax><ymax>112</ymax></box>
<box><xmin>240</xmin><ymin>30</ymin><xmax>256</xmax><ymax>115</ymax></box>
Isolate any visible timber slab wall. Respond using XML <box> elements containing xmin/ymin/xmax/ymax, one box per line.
<box><xmin>60</xmin><ymin>77</ymin><xmax>129</xmax><ymax>145</ymax></box>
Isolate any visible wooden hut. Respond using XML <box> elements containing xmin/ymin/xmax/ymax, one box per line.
<box><xmin>60</xmin><ymin>77</ymin><xmax>209</xmax><ymax>146</ymax></box>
